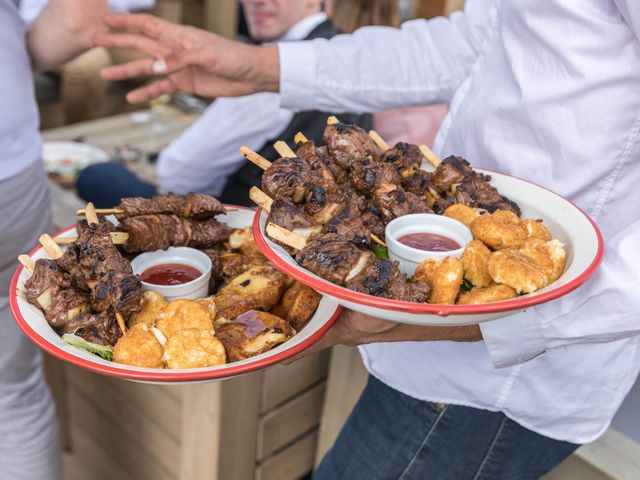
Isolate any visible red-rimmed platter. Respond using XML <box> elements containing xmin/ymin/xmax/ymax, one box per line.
<box><xmin>10</xmin><ymin>206</ymin><xmax>342</xmax><ymax>384</ymax></box>
<box><xmin>253</xmin><ymin>171</ymin><xmax>604</xmax><ymax>326</ymax></box>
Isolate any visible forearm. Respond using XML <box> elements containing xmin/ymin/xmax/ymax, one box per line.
<box><xmin>364</xmin><ymin>323</ymin><xmax>482</xmax><ymax>344</ymax></box>
<box><xmin>27</xmin><ymin>0</ymin><xmax>109</xmax><ymax>71</ymax></box>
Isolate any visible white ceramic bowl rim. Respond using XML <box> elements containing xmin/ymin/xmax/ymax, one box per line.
<box><xmin>131</xmin><ymin>246</ymin><xmax>212</xmax><ymax>290</ymax></box>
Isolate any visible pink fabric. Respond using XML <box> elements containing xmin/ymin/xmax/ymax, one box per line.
<box><xmin>373</xmin><ymin>104</ymin><xmax>448</xmax><ymax>148</ymax></box>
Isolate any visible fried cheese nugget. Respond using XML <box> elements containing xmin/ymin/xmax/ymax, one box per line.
<box><xmin>228</xmin><ymin>228</ymin><xmax>264</xmax><ymax>257</ymax></box>
<box><xmin>215</xmin><ymin>265</ymin><xmax>287</xmax><ymax>320</ymax></box>
<box><xmin>522</xmin><ymin>219</ymin><xmax>552</xmax><ymax>241</ymax></box>
<box><xmin>470</xmin><ymin>210</ymin><xmax>527</xmax><ymax>250</ymax></box>
<box><xmin>215</xmin><ymin>310</ymin><xmax>295</xmax><ymax>362</ymax></box>
<box><xmin>458</xmin><ymin>284</ymin><xmax>518</xmax><ymax>305</ymax></box>
<box><xmin>488</xmin><ymin>250</ymin><xmax>548</xmax><ymax>294</ymax></box>
<box><xmin>520</xmin><ymin>238</ymin><xmax>566</xmax><ymax>283</ymax></box>
<box><xmin>444</xmin><ymin>204</ymin><xmax>484</xmax><ymax>228</ymax></box>
<box><xmin>197</xmin><ymin>296</ymin><xmax>217</xmax><ymax>321</ymax></box>
<box><xmin>413</xmin><ymin>257</ymin><xmax>463</xmax><ymax>304</ymax></box>
<box><xmin>278</xmin><ymin>281</ymin><xmax>322</xmax><ymax>331</ymax></box>
<box><xmin>113</xmin><ymin>323</ymin><xmax>165</xmax><ymax>368</ymax></box>
<box><xmin>128</xmin><ymin>290</ymin><xmax>167</xmax><ymax>328</ymax></box>
<box><xmin>164</xmin><ymin>328</ymin><xmax>226</xmax><ymax>369</ymax></box>
<box><xmin>461</xmin><ymin>240</ymin><xmax>493</xmax><ymax>287</ymax></box>
<box><xmin>156</xmin><ymin>299</ymin><xmax>213</xmax><ymax>338</ymax></box>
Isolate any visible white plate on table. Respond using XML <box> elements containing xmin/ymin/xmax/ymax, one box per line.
<box><xmin>43</xmin><ymin>141</ymin><xmax>110</xmax><ymax>180</ymax></box>
<box><xmin>10</xmin><ymin>206</ymin><xmax>341</xmax><ymax>384</ymax></box>
<box><xmin>252</xmin><ymin>171</ymin><xmax>604</xmax><ymax>326</ymax></box>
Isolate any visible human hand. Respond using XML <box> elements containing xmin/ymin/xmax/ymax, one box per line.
<box><xmin>92</xmin><ymin>13</ymin><xmax>279</xmax><ymax>103</ymax></box>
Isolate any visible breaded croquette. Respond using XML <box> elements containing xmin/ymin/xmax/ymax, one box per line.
<box><xmin>113</xmin><ymin>323</ymin><xmax>165</xmax><ymax>368</ymax></box>
<box><xmin>488</xmin><ymin>249</ymin><xmax>548</xmax><ymax>294</ymax></box>
<box><xmin>444</xmin><ymin>204</ymin><xmax>484</xmax><ymax>228</ymax></box>
<box><xmin>470</xmin><ymin>210</ymin><xmax>527</xmax><ymax>250</ymax></box>
<box><xmin>163</xmin><ymin>328</ymin><xmax>226</xmax><ymax>369</ymax></box>
<box><xmin>458</xmin><ymin>284</ymin><xmax>518</xmax><ymax>305</ymax></box>
<box><xmin>128</xmin><ymin>290</ymin><xmax>167</xmax><ymax>328</ymax></box>
<box><xmin>156</xmin><ymin>299</ymin><xmax>214</xmax><ymax>338</ymax></box>
<box><xmin>277</xmin><ymin>281</ymin><xmax>322</xmax><ymax>331</ymax></box>
<box><xmin>522</xmin><ymin>218</ymin><xmax>552</xmax><ymax>241</ymax></box>
<box><xmin>461</xmin><ymin>239</ymin><xmax>493</xmax><ymax>287</ymax></box>
<box><xmin>413</xmin><ymin>257</ymin><xmax>464</xmax><ymax>304</ymax></box>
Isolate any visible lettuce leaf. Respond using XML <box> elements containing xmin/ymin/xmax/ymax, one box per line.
<box><xmin>62</xmin><ymin>333</ymin><xmax>113</xmax><ymax>361</ymax></box>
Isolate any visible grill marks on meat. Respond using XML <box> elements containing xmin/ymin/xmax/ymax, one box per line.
<box><xmin>455</xmin><ymin>176</ymin><xmax>521</xmax><ymax>215</ymax></box>
<box><xmin>345</xmin><ymin>257</ymin><xmax>397</xmax><ymax>297</ymax></box>
<box><xmin>262</xmin><ymin>157</ymin><xmax>311</xmax><ymax>203</ymax></box>
<box><xmin>116</xmin><ymin>192</ymin><xmax>225</xmax><ymax>219</ymax></box>
<box><xmin>350</xmin><ymin>160</ymin><xmax>401</xmax><ymax>195</ymax></box>
<box><xmin>323</xmin><ymin>123</ymin><xmax>381</xmax><ymax>170</ymax></box>
<box><xmin>121</xmin><ymin>215</ymin><xmax>230</xmax><ymax>252</ymax></box>
<box><xmin>387</xmin><ymin>277</ymin><xmax>430</xmax><ymax>302</ymax></box>
<box><xmin>62</xmin><ymin>312</ymin><xmax>122</xmax><ymax>346</ymax></box>
<box><xmin>373</xmin><ymin>185</ymin><xmax>432</xmax><ymax>223</ymax></box>
<box><xmin>267</xmin><ymin>197</ymin><xmax>319</xmax><ymax>235</ymax></box>
<box><xmin>430</xmin><ymin>156</ymin><xmax>477</xmax><ymax>193</ymax></box>
<box><xmin>91</xmin><ymin>271</ymin><xmax>142</xmax><ymax>315</ymax></box>
<box><xmin>381</xmin><ymin>142</ymin><xmax>424</xmax><ymax>171</ymax></box>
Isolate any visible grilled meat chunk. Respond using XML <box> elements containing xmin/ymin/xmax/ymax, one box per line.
<box><xmin>323</xmin><ymin>122</ymin><xmax>381</xmax><ymax>170</ymax></box>
<box><xmin>62</xmin><ymin>312</ymin><xmax>122</xmax><ymax>346</ymax></box>
<box><xmin>387</xmin><ymin>276</ymin><xmax>430</xmax><ymax>302</ymax></box>
<box><xmin>345</xmin><ymin>258</ymin><xmax>398</xmax><ymax>297</ymax></box>
<box><xmin>350</xmin><ymin>160</ymin><xmax>401</xmax><ymax>194</ymax></box>
<box><xmin>116</xmin><ymin>192</ymin><xmax>224</xmax><ymax>219</ymax></box>
<box><xmin>401</xmin><ymin>168</ymin><xmax>431</xmax><ymax>196</ymax></box>
<box><xmin>91</xmin><ymin>271</ymin><xmax>143</xmax><ymax>317</ymax></box>
<box><xmin>189</xmin><ymin>218</ymin><xmax>231</xmax><ymax>248</ymax></box>
<box><xmin>455</xmin><ymin>176</ymin><xmax>521</xmax><ymax>215</ymax></box>
<box><xmin>430</xmin><ymin>155</ymin><xmax>479</xmax><ymax>193</ymax></box>
<box><xmin>24</xmin><ymin>259</ymin><xmax>71</xmax><ymax>303</ymax></box>
<box><xmin>373</xmin><ymin>185</ymin><xmax>432</xmax><ymax>223</ymax></box>
<box><xmin>267</xmin><ymin>197</ymin><xmax>321</xmax><ymax>237</ymax></box>
<box><xmin>262</xmin><ymin>157</ymin><xmax>311</xmax><ymax>203</ymax></box>
<box><xmin>380</xmin><ymin>142</ymin><xmax>424</xmax><ymax>171</ymax></box>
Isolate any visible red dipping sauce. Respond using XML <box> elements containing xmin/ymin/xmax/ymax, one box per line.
<box><xmin>140</xmin><ymin>263</ymin><xmax>202</xmax><ymax>286</ymax></box>
<box><xmin>397</xmin><ymin>232</ymin><xmax>460</xmax><ymax>252</ymax></box>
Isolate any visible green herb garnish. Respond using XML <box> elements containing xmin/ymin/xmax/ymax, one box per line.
<box><xmin>371</xmin><ymin>243</ymin><xmax>389</xmax><ymax>259</ymax></box>
<box><xmin>460</xmin><ymin>278</ymin><xmax>474</xmax><ymax>292</ymax></box>
<box><xmin>62</xmin><ymin>333</ymin><xmax>114</xmax><ymax>360</ymax></box>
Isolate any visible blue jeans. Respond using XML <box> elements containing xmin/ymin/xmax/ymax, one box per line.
<box><xmin>315</xmin><ymin>376</ymin><xmax>579</xmax><ymax>480</ymax></box>
<box><xmin>76</xmin><ymin>162</ymin><xmax>157</xmax><ymax>208</ymax></box>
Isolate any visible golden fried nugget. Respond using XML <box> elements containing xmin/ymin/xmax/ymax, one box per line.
<box><xmin>458</xmin><ymin>284</ymin><xmax>518</xmax><ymax>305</ymax></box>
<box><xmin>215</xmin><ymin>265</ymin><xmax>287</xmax><ymax>320</ymax></box>
<box><xmin>519</xmin><ymin>238</ymin><xmax>566</xmax><ymax>284</ymax></box>
<box><xmin>278</xmin><ymin>281</ymin><xmax>322</xmax><ymax>331</ymax></box>
<box><xmin>444</xmin><ymin>204</ymin><xmax>483</xmax><ymax>228</ymax></box>
<box><xmin>197</xmin><ymin>296</ymin><xmax>217</xmax><ymax>321</ymax></box>
<box><xmin>215</xmin><ymin>310</ymin><xmax>295</xmax><ymax>362</ymax></box>
<box><xmin>113</xmin><ymin>323</ymin><xmax>164</xmax><ymax>368</ymax></box>
<box><xmin>546</xmin><ymin>239</ymin><xmax>567</xmax><ymax>282</ymax></box>
<box><xmin>156</xmin><ymin>299</ymin><xmax>213</xmax><ymax>338</ymax></box>
<box><xmin>522</xmin><ymin>219</ymin><xmax>552</xmax><ymax>241</ymax></box>
<box><xmin>488</xmin><ymin>250</ymin><xmax>548</xmax><ymax>294</ymax></box>
<box><xmin>414</xmin><ymin>257</ymin><xmax>463</xmax><ymax>304</ymax></box>
<box><xmin>470</xmin><ymin>210</ymin><xmax>527</xmax><ymax>250</ymax></box>
<box><xmin>128</xmin><ymin>290</ymin><xmax>167</xmax><ymax>328</ymax></box>
<box><xmin>163</xmin><ymin>328</ymin><xmax>226</xmax><ymax>369</ymax></box>
<box><xmin>461</xmin><ymin>240</ymin><xmax>493</xmax><ymax>287</ymax></box>
<box><xmin>228</xmin><ymin>228</ymin><xmax>263</xmax><ymax>257</ymax></box>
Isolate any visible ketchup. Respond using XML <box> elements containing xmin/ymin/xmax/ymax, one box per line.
<box><xmin>398</xmin><ymin>232</ymin><xmax>460</xmax><ymax>252</ymax></box>
<box><xmin>140</xmin><ymin>263</ymin><xmax>202</xmax><ymax>285</ymax></box>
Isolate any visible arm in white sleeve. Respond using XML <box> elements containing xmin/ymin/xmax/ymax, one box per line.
<box><xmin>480</xmin><ymin>220</ymin><xmax>640</xmax><ymax>368</ymax></box>
<box><xmin>278</xmin><ymin>0</ymin><xmax>497</xmax><ymax>113</ymax></box>
<box><xmin>157</xmin><ymin>93</ymin><xmax>293</xmax><ymax>196</ymax></box>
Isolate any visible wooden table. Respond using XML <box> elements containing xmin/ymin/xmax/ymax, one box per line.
<box><xmin>41</xmin><ymin>108</ymin><xmax>331</xmax><ymax>480</ymax></box>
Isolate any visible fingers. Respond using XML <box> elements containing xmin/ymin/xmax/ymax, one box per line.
<box><xmin>93</xmin><ymin>31</ymin><xmax>170</xmax><ymax>58</ymax></box>
<box><xmin>101</xmin><ymin>57</ymin><xmax>155</xmax><ymax>81</ymax></box>
<box><xmin>103</xmin><ymin>13</ymin><xmax>167</xmax><ymax>39</ymax></box>
<box><xmin>126</xmin><ymin>78</ymin><xmax>177</xmax><ymax>104</ymax></box>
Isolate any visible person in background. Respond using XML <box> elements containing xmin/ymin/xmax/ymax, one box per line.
<box><xmin>76</xmin><ymin>0</ymin><xmax>371</xmax><ymax>207</ymax></box>
<box><xmin>19</xmin><ymin>0</ymin><xmax>155</xmax><ymax>123</ymax></box>
<box><xmin>94</xmin><ymin>0</ymin><xmax>639</xmax><ymax>478</ymax></box>
<box><xmin>328</xmin><ymin>0</ymin><xmax>449</xmax><ymax>147</ymax></box>
<box><xmin>1</xmin><ymin>4</ymin><xmax>109</xmax><ymax>479</ymax></box>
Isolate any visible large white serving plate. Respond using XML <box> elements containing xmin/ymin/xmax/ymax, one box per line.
<box><xmin>10</xmin><ymin>206</ymin><xmax>341</xmax><ymax>384</ymax></box>
<box><xmin>253</xmin><ymin>171</ymin><xmax>603</xmax><ymax>326</ymax></box>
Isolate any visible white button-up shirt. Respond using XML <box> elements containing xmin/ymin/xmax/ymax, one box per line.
<box><xmin>278</xmin><ymin>0</ymin><xmax>640</xmax><ymax>443</ymax></box>
<box><xmin>156</xmin><ymin>13</ymin><xmax>328</xmax><ymax>196</ymax></box>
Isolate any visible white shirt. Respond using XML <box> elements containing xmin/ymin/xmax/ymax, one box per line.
<box><xmin>156</xmin><ymin>12</ymin><xmax>328</xmax><ymax>196</ymax></box>
<box><xmin>278</xmin><ymin>0</ymin><xmax>640</xmax><ymax>444</ymax></box>
<box><xmin>18</xmin><ymin>0</ymin><xmax>155</xmax><ymax>24</ymax></box>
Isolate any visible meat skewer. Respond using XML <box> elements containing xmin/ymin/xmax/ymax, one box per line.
<box><xmin>273</xmin><ymin>140</ymin><xmax>296</xmax><ymax>158</ymax></box>
<box><xmin>369</xmin><ymin>130</ymin><xmax>389</xmax><ymax>151</ymax></box>
<box><xmin>18</xmin><ymin>255</ymin><xmax>35</xmax><ymax>273</ymax></box>
<box><xmin>419</xmin><ymin>144</ymin><xmax>441</xmax><ymax>168</ymax></box>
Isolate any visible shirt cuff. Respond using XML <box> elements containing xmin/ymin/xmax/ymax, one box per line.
<box><xmin>278</xmin><ymin>41</ymin><xmax>318</xmax><ymax>111</ymax></box>
<box><xmin>479</xmin><ymin>309</ymin><xmax>548</xmax><ymax>368</ymax></box>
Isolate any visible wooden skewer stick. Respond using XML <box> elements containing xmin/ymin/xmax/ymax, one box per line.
<box><xmin>294</xmin><ymin>132</ymin><xmax>308</xmax><ymax>144</ymax></box>
<box><xmin>85</xmin><ymin>202</ymin><xmax>99</xmax><ymax>225</ymax></box>
<box><xmin>370</xmin><ymin>234</ymin><xmax>387</xmax><ymax>248</ymax></box>
<box><xmin>249</xmin><ymin>186</ymin><xmax>273</xmax><ymax>212</ymax></box>
<box><xmin>419</xmin><ymin>144</ymin><xmax>442</xmax><ymax>168</ymax></box>
<box><xmin>18</xmin><ymin>255</ymin><xmax>35</xmax><ymax>273</ymax></box>
<box><xmin>75</xmin><ymin>207</ymin><xmax>125</xmax><ymax>216</ymax></box>
<box><xmin>53</xmin><ymin>231</ymin><xmax>129</xmax><ymax>245</ymax></box>
<box><xmin>39</xmin><ymin>234</ymin><xmax>64</xmax><ymax>260</ymax></box>
<box><xmin>273</xmin><ymin>140</ymin><xmax>297</xmax><ymax>158</ymax></box>
<box><xmin>369</xmin><ymin>130</ymin><xmax>389</xmax><ymax>151</ymax></box>
<box><xmin>115</xmin><ymin>312</ymin><xmax>127</xmax><ymax>335</ymax></box>
<box><xmin>240</xmin><ymin>146</ymin><xmax>272</xmax><ymax>170</ymax></box>
<box><xmin>266</xmin><ymin>223</ymin><xmax>307</xmax><ymax>251</ymax></box>
<box><xmin>327</xmin><ymin>116</ymin><xmax>340</xmax><ymax>125</ymax></box>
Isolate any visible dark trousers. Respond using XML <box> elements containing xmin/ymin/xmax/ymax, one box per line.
<box><xmin>315</xmin><ymin>376</ymin><xmax>579</xmax><ymax>480</ymax></box>
<box><xmin>76</xmin><ymin>162</ymin><xmax>157</xmax><ymax>207</ymax></box>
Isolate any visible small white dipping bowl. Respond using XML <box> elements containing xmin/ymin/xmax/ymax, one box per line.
<box><xmin>385</xmin><ymin>214</ymin><xmax>473</xmax><ymax>276</ymax></box>
<box><xmin>130</xmin><ymin>247</ymin><xmax>212</xmax><ymax>301</ymax></box>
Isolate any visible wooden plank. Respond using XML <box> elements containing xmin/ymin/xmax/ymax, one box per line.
<box><xmin>65</xmin><ymin>424</ymin><xmax>132</xmax><ymax>480</ymax></box>
<box><xmin>67</xmin><ymin>366</ymin><xmax>181</xmax><ymax>439</ymax></box>
<box><xmin>572</xmin><ymin>429</ymin><xmax>640</xmax><ymax>479</ymax></box>
<box><xmin>179</xmin><ymin>382</ymin><xmax>222</xmax><ymax>480</ymax></box>
<box><xmin>315</xmin><ymin>346</ymin><xmax>368</xmax><ymax>466</ymax></box>
<box><xmin>261</xmin><ymin>350</ymin><xmax>330</xmax><ymax>412</ymax></box>
<box><xmin>256</xmin><ymin>430</ymin><xmax>318</xmax><ymax>480</ymax></box>
<box><xmin>67</xmin><ymin>387</ymin><xmax>176</xmax><ymax>480</ymax></box>
<box><xmin>217</xmin><ymin>372</ymin><xmax>264</xmax><ymax>480</ymax></box>
<box><xmin>543</xmin><ymin>455</ymin><xmax>614</xmax><ymax>480</ymax></box>
<box><xmin>257</xmin><ymin>383</ymin><xmax>326</xmax><ymax>460</ymax></box>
